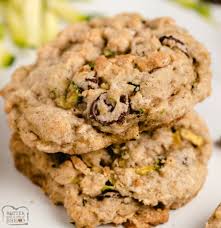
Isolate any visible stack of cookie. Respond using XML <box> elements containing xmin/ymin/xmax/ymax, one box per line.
<box><xmin>1</xmin><ymin>13</ymin><xmax>212</xmax><ymax>228</ymax></box>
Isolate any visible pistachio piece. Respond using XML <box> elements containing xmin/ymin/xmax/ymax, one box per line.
<box><xmin>135</xmin><ymin>165</ymin><xmax>156</xmax><ymax>175</ymax></box>
<box><xmin>118</xmin><ymin>159</ymin><xmax>127</xmax><ymax>168</ymax></box>
<box><xmin>98</xmin><ymin>77</ymin><xmax>110</xmax><ymax>90</ymax></box>
<box><xmin>100</xmin><ymin>82</ymin><xmax>110</xmax><ymax>90</ymax></box>
<box><xmin>71</xmin><ymin>177</ymin><xmax>80</xmax><ymax>185</ymax></box>
<box><xmin>180</xmin><ymin>128</ymin><xmax>204</xmax><ymax>146</ymax></box>
<box><xmin>55</xmin><ymin>82</ymin><xmax>80</xmax><ymax>109</ymax></box>
<box><xmin>138</xmin><ymin>108</ymin><xmax>145</xmax><ymax>115</ymax></box>
<box><xmin>173</xmin><ymin>131</ymin><xmax>182</xmax><ymax>145</ymax></box>
<box><xmin>103</xmin><ymin>49</ymin><xmax>116</xmax><ymax>58</ymax></box>
<box><xmin>101</xmin><ymin>180</ymin><xmax>115</xmax><ymax>192</ymax></box>
<box><xmin>101</xmin><ymin>185</ymin><xmax>115</xmax><ymax>192</ymax></box>
<box><xmin>135</xmin><ymin>158</ymin><xmax>165</xmax><ymax>176</ymax></box>
<box><xmin>55</xmin><ymin>95</ymin><xmax>68</xmax><ymax>109</ymax></box>
<box><xmin>88</xmin><ymin>61</ymin><xmax>95</xmax><ymax>70</ymax></box>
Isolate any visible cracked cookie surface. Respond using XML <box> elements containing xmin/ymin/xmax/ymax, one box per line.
<box><xmin>2</xmin><ymin>13</ymin><xmax>211</xmax><ymax>154</ymax></box>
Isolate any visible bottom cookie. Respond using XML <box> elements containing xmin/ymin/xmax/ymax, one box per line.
<box><xmin>10</xmin><ymin>112</ymin><xmax>211</xmax><ymax>227</ymax></box>
<box><xmin>206</xmin><ymin>203</ymin><xmax>221</xmax><ymax>228</ymax></box>
<box><xmin>11</xmin><ymin>134</ymin><xmax>168</xmax><ymax>228</ymax></box>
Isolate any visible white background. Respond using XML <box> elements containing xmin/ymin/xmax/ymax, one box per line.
<box><xmin>0</xmin><ymin>0</ymin><xmax>221</xmax><ymax>227</ymax></box>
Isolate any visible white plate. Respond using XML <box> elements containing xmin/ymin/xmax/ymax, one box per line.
<box><xmin>0</xmin><ymin>1</ymin><xmax>221</xmax><ymax>227</ymax></box>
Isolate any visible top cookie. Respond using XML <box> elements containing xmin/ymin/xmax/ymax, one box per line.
<box><xmin>1</xmin><ymin>13</ymin><xmax>211</xmax><ymax>153</ymax></box>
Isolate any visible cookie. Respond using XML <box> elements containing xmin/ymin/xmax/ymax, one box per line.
<box><xmin>11</xmin><ymin>112</ymin><xmax>211</xmax><ymax>227</ymax></box>
<box><xmin>81</xmin><ymin>111</ymin><xmax>211</xmax><ymax>208</ymax></box>
<box><xmin>1</xmin><ymin>13</ymin><xmax>211</xmax><ymax>154</ymax></box>
<box><xmin>206</xmin><ymin>203</ymin><xmax>221</xmax><ymax>228</ymax></box>
<box><xmin>11</xmin><ymin>134</ymin><xmax>169</xmax><ymax>228</ymax></box>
